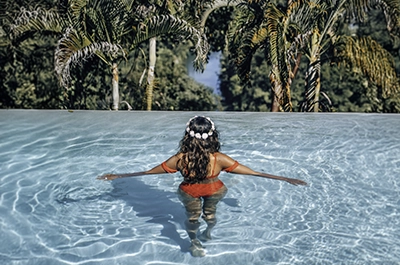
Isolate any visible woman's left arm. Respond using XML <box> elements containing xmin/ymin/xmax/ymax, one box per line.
<box><xmin>231</xmin><ymin>163</ymin><xmax>307</xmax><ymax>186</ymax></box>
<box><xmin>218</xmin><ymin>153</ymin><xmax>307</xmax><ymax>186</ymax></box>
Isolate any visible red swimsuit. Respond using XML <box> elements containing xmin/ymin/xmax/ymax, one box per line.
<box><xmin>161</xmin><ymin>154</ymin><xmax>239</xmax><ymax>198</ymax></box>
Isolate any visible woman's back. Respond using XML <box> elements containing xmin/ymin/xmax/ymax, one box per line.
<box><xmin>177</xmin><ymin>152</ymin><xmax>239</xmax><ymax>183</ymax></box>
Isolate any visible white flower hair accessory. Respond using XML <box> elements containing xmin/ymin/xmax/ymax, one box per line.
<box><xmin>185</xmin><ymin>116</ymin><xmax>215</xmax><ymax>140</ymax></box>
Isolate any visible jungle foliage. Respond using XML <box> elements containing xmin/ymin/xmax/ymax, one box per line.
<box><xmin>1</xmin><ymin>0</ymin><xmax>400</xmax><ymax>112</ymax></box>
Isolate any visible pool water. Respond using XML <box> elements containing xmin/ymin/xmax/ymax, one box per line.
<box><xmin>0</xmin><ymin>110</ymin><xmax>399</xmax><ymax>265</ymax></box>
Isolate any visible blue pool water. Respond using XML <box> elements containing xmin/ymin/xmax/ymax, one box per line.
<box><xmin>0</xmin><ymin>110</ymin><xmax>399</xmax><ymax>265</ymax></box>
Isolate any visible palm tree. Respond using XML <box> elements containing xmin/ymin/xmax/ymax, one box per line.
<box><xmin>187</xmin><ymin>0</ymin><xmax>294</xmax><ymax>111</ymax></box>
<box><xmin>295</xmin><ymin>0</ymin><xmax>400</xmax><ymax>112</ymax></box>
<box><xmin>10</xmin><ymin>0</ymin><xmax>209</xmax><ymax>110</ymax></box>
<box><xmin>226</xmin><ymin>0</ymin><xmax>302</xmax><ymax>111</ymax></box>
<box><xmin>227</xmin><ymin>0</ymin><xmax>400</xmax><ymax>112</ymax></box>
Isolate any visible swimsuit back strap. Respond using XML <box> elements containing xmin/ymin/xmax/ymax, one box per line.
<box><xmin>161</xmin><ymin>161</ymin><xmax>178</xmax><ymax>173</ymax></box>
<box><xmin>224</xmin><ymin>160</ymin><xmax>239</xmax><ymax>173</ymax></box>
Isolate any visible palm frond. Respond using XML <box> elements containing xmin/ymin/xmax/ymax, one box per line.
<box><xmin>67</xmin><ymin>0</ymin><xmax>132</xmax><ymax>44</ymax></box>
<box><xmin>0</xmin><ymin>0</ymin><xmax>7</xmax><ymax>21</ymax></box>
<box><xmin>266</xmin><ymin>3</ymin><xmax>289</xmax><ymax>109</ymax></box>
<box><xmin>200</xmin><ymin>0</ymin><xmax>241</xmax><ymax>29</ymax></box>
<box><xmin>88</xmin><ymin>0</ymin><xmax>131</xmax><ymax>42</ymax></box>
<box><xmin>55</xmin><ymin>28</ymin><xmax>125</xmax><ymax>87</ymax></box>
<box><xmin>133</xmin><ymin>14</ymin><xmax>210</xmax><ymax>71</ymax></box>
<box><xmin>345</xmin><ymin>0</ymin><xmax>400</xmax><ymax>29</ymax></box>
<box><xmin>335</xmin><ymin>35</ymin><xmax>399</xmax><ymax>97</ymax></box>
<box><xmin>226</xmin><ymin>3</ymin><xmax>263</xmax><ymax>82</ymax></box>
<box><xmin>374</xmin><ymin>0</ymin><xmax>400</xmax><ymax>34</ymax></box>
<box><xmin>120</xmin><ymin>0</ymin><xmax>136</xmax><ymax>11</ymax></box>
<box><xmin>10</xmin><ymin>7</ymin><xmax>64</xmax><ymax>40</ymax></box>
<box><xmin>267</xmin><ymin>2</ymin><xmax>304</xmax><ymax>111</ymax></box>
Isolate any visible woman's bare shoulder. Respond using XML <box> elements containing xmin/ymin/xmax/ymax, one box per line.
<box><xmin>215</xmin><ymin>152</ymin><xmax>236</xmax><ymax>167</ymax></box>
<box><xmin>165</xmin><ymin>153</ymin><xmax>183</xmax><ymax>165</ymax></box>
<box><xmin>215</xmin><ymin>152</ymin><xmax>233</xmax><ymax>159</ymax></box>
<box><xmin>175</xmin><ymin>152</ymin><xmax>184</xmax><ymax>159</ymax></box>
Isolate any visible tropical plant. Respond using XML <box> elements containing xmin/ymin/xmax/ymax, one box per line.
<box><xmin>226</xmin><ymin>0</ymin><xmax>305</xmax><ymax>112</ymax></box>
<box><xmin>298</xmin><ymin>0</ymin><xmax>400</xmax><ymax>112</ymax></box>
<box><xmin>1</xmin><ymin>0</ymin><xmax>64</xmax><ymax>109</ymax></box>
<box><xmin>196</xmin><ymin>0</ymin><xmax>275</xmax><ymax>111</ymax></box>
<box><xmin>226</xmin><ymin>0</ymin><xmax>400</xmax><ymax>112</ymax></box>
<box><xmin>10</xmin><ymin>0</ymin><xmax>209</xmax><ymax>110</ymax></box>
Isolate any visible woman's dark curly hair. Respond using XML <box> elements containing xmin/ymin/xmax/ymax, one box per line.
<box><xmin>177</xmin><ymin>116</ymin><xmax>220</xmax><ymax>183</ymax></box>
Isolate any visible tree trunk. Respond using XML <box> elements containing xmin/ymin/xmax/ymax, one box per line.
<box><xmin>271</xmin><ymin>96</ymin><xmax>280</xmax><ymax>112</ymax></box>
<box><xmin>270</xmin><ymin>65</ymin><xmax>283</xmax><ymax>112</ymax></box>
<box><xmin>313</xmin><ymin>67</ymin><xmax>321</xmax><ymax>112</ymax></box>
<box><xmin>146</xmin><ymin>37</ymin><xmax>156</xmax><ymax>111</ymax></box>
<box><xmin>112</xmin><ymin>63</ymin><xmax>119</xmax><ymax>111</ymax></box>
<box><xmin>304</xmin><ymin>60</ymin><xmax>321</xmax><ymax>112</ymax></box>
<box><xmin>304</xmin><ymin>30</ymin><xmax>321</xmax><ymax>112</ymax></box>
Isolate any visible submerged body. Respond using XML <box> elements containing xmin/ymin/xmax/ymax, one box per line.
<box><xmin>162</xmin><ymin>152</ymin><xmax>239</xmax><ymax>256</ymax></box>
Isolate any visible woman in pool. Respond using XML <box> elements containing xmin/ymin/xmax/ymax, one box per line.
<box><xmin>98</xmin><ymin>116</ymin><xmax>306</xmax><ymax>257</ymax></box>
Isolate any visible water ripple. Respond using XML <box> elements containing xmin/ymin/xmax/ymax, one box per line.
<box><xmin>0</xmin><ymin>111</ymin><xmax>399</xmax><ymax>264</ymax></box>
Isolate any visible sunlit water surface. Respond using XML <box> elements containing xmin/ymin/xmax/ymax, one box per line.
<box><xmin>0</xmin><ymin>110</ymin><xmax>399</xmax><ymax>265</ymax></box>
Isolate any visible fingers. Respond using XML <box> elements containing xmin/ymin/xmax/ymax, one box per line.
<box><xmin>298</xmin><ymin>181</ymin><xmax>307</xmax><ymax>186</ymax></box>
<box><xmin>287</xmin><ymin>178</ymin><xmax>307</xmax><ymax>186</ymax></box>
<box><xmin>297</xmin><ymin>179</ymin><xmax>307</xmax><ymax>185</ymax></box>
<box><xmin>97</xmin><ymin>174</ymin><xmax>116</xmax><ymax>180</ymax></box>
<box><xmin>96</xmin><ymin>175</ymin><xmax>108</xmax><ymax>180</ymax></box>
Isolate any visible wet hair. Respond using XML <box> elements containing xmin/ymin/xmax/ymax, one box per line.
<box><xmin>177</xmin><ymin>116</ymin><xmax>220</xmax><ymax>183</ymax></box>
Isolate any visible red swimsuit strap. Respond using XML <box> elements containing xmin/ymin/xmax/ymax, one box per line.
<box><xmin>161</xmin><ymin>161</ymin><xmax>177</xmax><ymax>173</ymax></box>
<box><xmin>224</xmin><ymin>160</ymin><xmax>239</xmax><ymax>172</ymax></box>
<box><xmin>209</xmin><ymin>153</ymin><xmax>239</xmax><ymax>176</ymax></box>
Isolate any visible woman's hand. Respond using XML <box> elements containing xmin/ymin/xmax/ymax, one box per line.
<box><xmin>97</xmin><ymin>174</ymin><xmax>119</xmax><ymax>181</ymax></box>
<box><xmin>285</xmin><ymin>177</ymin><xmax>307</xmax><ymax>186</ymax></box>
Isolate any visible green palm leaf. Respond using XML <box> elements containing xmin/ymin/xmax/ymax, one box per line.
<box><xmin>227</xmin><ymin>2</ymin><xmax>264</xmax><ymax>82</ymax></box>
<box><xmin>10</xmin><ymin>7</ymin><xmax>64</xmax><ymax>39</ymax></box>
<box><xmin>335</xmin><ymin>35</ymin><xmax>399</xmax><ymax>97</ymax></box>
<box><xmin>344</xmin><ymin>0</ymin><xmax>400</xmax><ymax>33</ymax></box>
<box><xmin>133</xmin><ymin>14</ymin><xmax>209</xmax><ymax>71</ymax></box>
<box><xmin>55</xmin><ymin>28</ymin><xmax>125</xmax><ymax>87</ymax></box>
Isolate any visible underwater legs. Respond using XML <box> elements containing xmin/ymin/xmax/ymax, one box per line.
<box><xmin>178</xmin><ymin>189</ymin><xmax>205</xmax><ymax>257</ymax></box>
<box><xmin>200</xmin><ymin>186</ymin><xmax>227</xmax><ymax>241</ymax></box>
<box><xmin>178</xmin><ymin>186</ymin><xmax>227</xmax><ymax>257</ymax></box>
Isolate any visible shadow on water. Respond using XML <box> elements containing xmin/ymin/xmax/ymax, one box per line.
<box><xmin>55</xmin><ymin>177</ymin><xmax>240</xmax><ymax>255</ymax></box>
<box><xmin>111</xmin><ymin>177</ymin><xmax>190</xmax><ymax>253</ymax></box>
<box><xmin>109</xmin><ymin>177</ymin><xmax>241</xmax><ymax>254</ymax></box>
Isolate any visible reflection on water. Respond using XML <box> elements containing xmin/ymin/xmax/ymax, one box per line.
<box><xmin>0</xmin><ymin>110</ymin><xmax>399</xmax><ymax>264</ymax></box>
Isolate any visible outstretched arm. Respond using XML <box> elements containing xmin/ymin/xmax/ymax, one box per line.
<box><xmin>219</xmin><ymin>153</ymin><xmax>307</xmax><ymax>186</ymax></box>
<box><xmin>97</xmin><ymin>155</ymin><xmax>180</xmax><ymax>181</ymax></box>
<box><xmin>96</xmin><ymin>166</ymin><xmax>163</xmax><ymax>180</ymax></box>
<box><xmin>235</xmin><ymin>165</ymin><xmax>307</xmax><ymax>186</ymax></box>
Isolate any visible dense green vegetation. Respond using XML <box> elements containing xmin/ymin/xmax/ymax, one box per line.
<box><xmin>1</xmin><ymin>0</ymin><xmax>400</xmax><ymax>112</ymax></box>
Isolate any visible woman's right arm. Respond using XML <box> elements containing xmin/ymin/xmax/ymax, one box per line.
<box><xmin>218</xmin><ymin>153</ymin><xmax>307</xmax><ymax>186</ymax></box>
<box><xmin>97</xmin><ymin>154</ymin><xmax>180</xmax><ymax>181</ymax></box>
